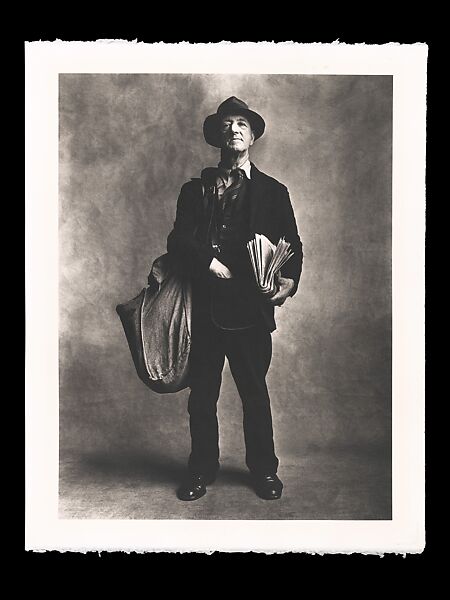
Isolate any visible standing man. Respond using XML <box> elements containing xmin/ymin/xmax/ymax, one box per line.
<box><xmin>167</xmin><ymin>97</ymin><xmax>303</xmax><ymax>501</ymax></box>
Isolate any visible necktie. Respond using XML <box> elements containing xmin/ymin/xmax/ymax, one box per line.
<box><xmin>221</xmin><ymin>168</ymin><xmax>245</xmax><ymax>211</ymax></box>
<box><xmin>209</xmin><ymin>168</ymin><xmax>246</xmax><ymax>254</ymax></box>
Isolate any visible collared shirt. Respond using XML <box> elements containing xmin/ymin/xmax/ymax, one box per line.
<box><xmin>216</xmin><ymin>159</ymin><xmax>251</xmax><ymax>198</ymax></box>
<box><xmin>234</xmin><ymin>159</ymin><xmax>252</xmax><ymax>180</ymax></box>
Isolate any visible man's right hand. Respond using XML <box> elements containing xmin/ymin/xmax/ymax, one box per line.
<box><xmin>209</xmin><ymin>257</ymin><xmax>233</xmax><ymax>279</ymax></box>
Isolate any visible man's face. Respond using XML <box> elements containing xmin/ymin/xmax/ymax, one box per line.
<box><xmin>219</xmin><ymin>114</ymin><xmax>255</xmax><ymax>152</ymax></box>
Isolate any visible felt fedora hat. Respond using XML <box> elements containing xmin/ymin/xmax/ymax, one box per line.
<box><xmin>203</xmin><ymin>96</ymin><xmax>266</xmax><ymax>148</ymax></box>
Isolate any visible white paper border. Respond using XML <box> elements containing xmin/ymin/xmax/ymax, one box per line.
<box><xmin>25</xmin><ymin>41</ymin><xmax>427</xmax><ymax>554</ymax></box>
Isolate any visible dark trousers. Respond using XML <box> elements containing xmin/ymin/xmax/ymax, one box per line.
<box><xmin>187</xmin><ymin>314</ymin><xmax>279</xmax><ymax>477</ymax></box>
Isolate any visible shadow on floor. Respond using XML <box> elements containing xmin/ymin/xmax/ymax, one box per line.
<box><xmin>60</xmin><ymin>447</ymin><xmax>392</xmax><ymax>520</ymax></box>
<box><xmin>77</xmin><ymin>449</ymin><xmax>253</xmax><ymax>489</ymax></box>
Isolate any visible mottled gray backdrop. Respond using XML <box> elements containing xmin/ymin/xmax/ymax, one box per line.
<box><xmin>59</xmin><ymin>74</ymin><xmax>392</xmax><ymax>509</ymax></box>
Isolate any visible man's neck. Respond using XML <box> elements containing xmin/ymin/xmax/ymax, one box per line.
<box><xmin>220</xmin><ymin>150</ymin><xmax>250</xmax><ymax>171</ymax></box>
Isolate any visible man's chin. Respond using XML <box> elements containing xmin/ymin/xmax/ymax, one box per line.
<box><xmin>226</xmin><ymin>142</ymin><xmax>245</xmax><ymax>151</ymax></box>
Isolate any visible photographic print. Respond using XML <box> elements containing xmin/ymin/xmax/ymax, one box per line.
<box><xmin>58</xmin><ymin>73</ymin><xmax>392</xmax><ymax>520</ymax></box>
<box><xmin>26</xmin><ymin>42</ymin><xmax>426</xmax><ymax>553</ymax></box>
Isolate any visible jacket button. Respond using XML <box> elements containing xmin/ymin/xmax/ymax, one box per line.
<box><xmin>222</xmin><ymin>224</ymin><xmax>227</xmax><ymax>229</ymax></box>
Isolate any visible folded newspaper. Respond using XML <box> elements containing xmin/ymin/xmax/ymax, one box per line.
<box><xmin>247</xmin><ymin>234</ymin><xmax>294</xmax><ymax>297</ymax></box>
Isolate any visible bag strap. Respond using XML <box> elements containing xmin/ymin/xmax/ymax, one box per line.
<box><xmin>191</xmin><ymin>177</ymin><xmax>215</xmax><ymax>242</ymax></box>
<box><xmin>191</xmin><ymin>177</ymin><xmax>209</xmax><ymax>214</ymax></box>
<box><xmin>149</xmin><ymin>179</ymin><xmax>211</xmax><ymax>288</ymax></box>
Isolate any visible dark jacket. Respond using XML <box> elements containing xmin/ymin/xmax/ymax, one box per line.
<box><xmin>167</xmin><ymin>163</ymin><xmax>303</xmax><ymax>332</ymax></box>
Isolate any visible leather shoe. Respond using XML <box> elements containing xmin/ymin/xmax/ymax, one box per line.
<box><xmin>252</xmin><ymin>473</ymin><xmax>283</xmax><ymax>500</ymax></box>
<box><xmin>176</xmin><ymin>473</ymin><xmax>216</xmax><ymax>501</ymax></box>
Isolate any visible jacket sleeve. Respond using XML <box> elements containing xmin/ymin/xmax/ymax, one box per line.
<box><xmin>166</xmin><ymin>181</ymin><xmax>215</xmax><ymax>276</ymax></box>
<box><xmin>278</xmin><ymin>185</ymin><xmax>303</xmax><ymax>297</ymax></box>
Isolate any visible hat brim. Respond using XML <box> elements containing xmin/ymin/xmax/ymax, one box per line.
<box><xmin>203</xmin><ymin>109</ymin><xmax>265</xmax><ymax>148</ymax></box>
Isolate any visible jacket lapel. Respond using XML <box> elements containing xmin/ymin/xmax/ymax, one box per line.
<box><xmin>248</xmin><ymin>163</ymin><xmax>269</xmax><ymax>236</ymax></box>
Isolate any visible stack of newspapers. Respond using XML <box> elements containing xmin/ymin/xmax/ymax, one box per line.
<box><xmin>247</xmin><ymin>234</ymin><xmax>294</xmax><ymax>297</ymax></box>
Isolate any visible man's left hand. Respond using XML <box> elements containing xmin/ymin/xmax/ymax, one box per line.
<box><xmin>266</xmin><ymin>276</ymin><xmax>295</xmax><ymax>306</ymax></box>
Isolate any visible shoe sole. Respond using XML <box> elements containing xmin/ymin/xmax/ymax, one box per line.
<box><xmin>177</xmin><ymin>487</ymin><xmax>207</xmax><ymax>501</ymax></box>
<box><xmin>257</xmin><ymin>494</ymin><xmax>282</xmax><ymax>500</ymax></box>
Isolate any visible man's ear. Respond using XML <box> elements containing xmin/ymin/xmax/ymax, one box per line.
<box><xmin>250</xmin><ymin>131</ymin><xmax>255</xmax><ymax>146</ymax></box>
